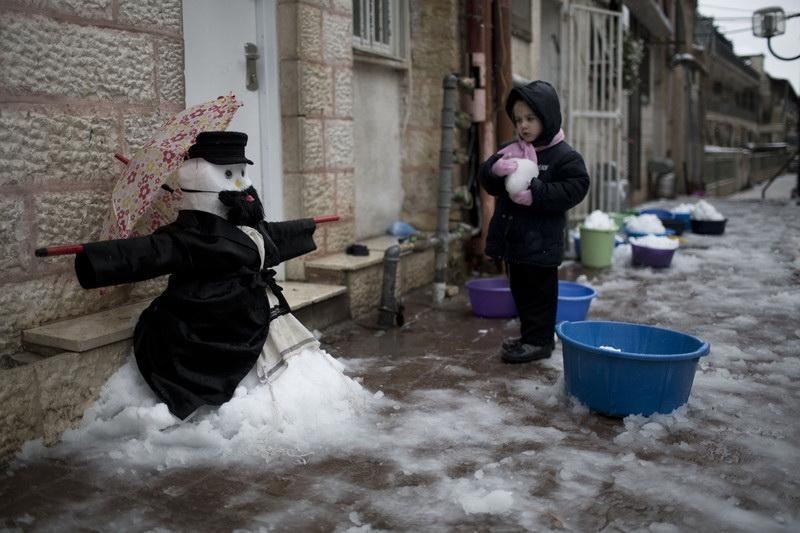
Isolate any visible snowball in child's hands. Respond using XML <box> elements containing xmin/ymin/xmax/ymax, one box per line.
<box><xmin>504</xmin><ymin>158</ymin><xmax>538</xmax><ymax>195</ymax></box>
<box><xmin>491</xmin><ymin>156</ymin><xmax>518</xmax><ymax>177</ymax></box>
<box><xmin>511</xmin><ymin>189</ymin><xmax>533</xmax><ymax>206</ymax></box>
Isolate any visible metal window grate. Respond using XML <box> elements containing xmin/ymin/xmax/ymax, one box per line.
<box><xmin>566</xmin><ymin>4</ymin><xmax>625</xmax><ymax>219</ymax></box>
<box><xmin>353</xmin><ymin>0</ymin><xmax>397</xmax><ymax>56</ymax></box>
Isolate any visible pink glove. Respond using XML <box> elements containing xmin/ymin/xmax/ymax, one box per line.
<box><xmin>491</xmin><ymin>156</ymin><xmax>518</xmax><ymax>177</ymax></box>
<box><xmin>511</xmin><ymin>189</ymin><xmax>533</xmax><ymax>206</ymax></box>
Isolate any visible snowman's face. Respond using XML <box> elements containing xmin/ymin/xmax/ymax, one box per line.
<box><xmin>177</xmin><ymin>158</ymin><xmax>253</xmax><ymax>193</ymax></box>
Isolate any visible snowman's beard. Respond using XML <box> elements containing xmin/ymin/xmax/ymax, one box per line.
<box><xmin>219</xmin><ymin>186</ymin><xmax>264</xmax><ymax>227</ymax></box>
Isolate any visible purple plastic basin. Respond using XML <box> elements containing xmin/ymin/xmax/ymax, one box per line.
<box><xmin>465</xmin><ymin>277</ymin><xmax>517</xmax><ymax>318</ymax></box>
<box><xmin>631</xmin><ymin>243</ymin><xmax>676</xmax><ymax>268</ymax></box>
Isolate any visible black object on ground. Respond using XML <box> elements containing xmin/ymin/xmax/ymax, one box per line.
<box><xmin>346</xmin><ymin>244</ymin><xmax>369</xmax><ymax>256</ymax></box>
<box><xmin>691</xmin><ymin>219</ymin><xmax>727</xmax><ymax>235</ymax></box>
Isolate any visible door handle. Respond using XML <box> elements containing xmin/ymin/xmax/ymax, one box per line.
<box><xmin>245</xmin><ymin>42</ymin><xmax>259</xmax><ymax>91</ymax></box>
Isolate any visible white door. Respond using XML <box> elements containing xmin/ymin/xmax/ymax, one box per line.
<box><xmin>183</xmin><ymin>0</ymin><xmax>284</xmax><ymax>225</ymax></box>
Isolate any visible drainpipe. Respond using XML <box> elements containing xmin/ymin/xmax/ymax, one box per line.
<box><xmin>467</xmin><ymin>0</ymin><xmax>496</xmax><ymax>256</ymax></box>
<box><xmin>377</xmin><ymin>75</ymin><xmax>480</xmax><ymax>326</ymax></box>
<box><xmin>377</xmin><ymin>245</ymin><xmax>403</xmax><ymax>328</ymax></box>
<box><xmin>433</xmin><ymin>74</ymin><xmax>458</xmax><ymax>304</ymax></box>
<box><xmin>377</xmin><ymin>236</ymin><xmax>441</xmax><ymax>328</ymax></box>
<box><xmin>493</xmin><ymin>0</ymin><xmax>514</xmax><ymax>143</ymax></box>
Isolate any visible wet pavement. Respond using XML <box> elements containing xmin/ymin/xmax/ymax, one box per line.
<box><xmin>1</xmin><ymin>187</ymin><xmax>799</xmax><ymax>532</ymax></box>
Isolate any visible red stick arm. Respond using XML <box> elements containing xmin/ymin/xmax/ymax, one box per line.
<box><xmin>313</xmin><ymin>215</ymin><xmax>339</xmax><ymax>224</ymax></box>
<box><xmin>35</xmin><ymin>244</ymin><xmax>85</xmax><ymax>257</ymax></box>
<box><xmin>114</xmin><ymin>153</ymin><xmax>130</xmax><ymax>165</ymax></box>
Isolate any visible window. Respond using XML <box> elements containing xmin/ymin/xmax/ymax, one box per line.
<box><xmin>353</xmin><ymin>0</ymin><xmax>408</xmax><ymax>60</ymax></box>
<box><xmin>512</xmin><ymin>0</ymin><xmax>532</xmax><ymax>42</ymax></box>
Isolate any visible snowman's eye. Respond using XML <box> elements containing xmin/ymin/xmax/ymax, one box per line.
<box><xmin>224</xmin><ymin>170</ymin><xmax>232</xmax><ymax>178</ymax></box>
<box><xmin>241</xmin><ymin>170</ymin><xmax>245</xmax><ymax>177</ymax></box>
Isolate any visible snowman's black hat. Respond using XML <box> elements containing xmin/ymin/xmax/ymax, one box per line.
<box><xmin>186</xmin><ymin>131</ymin><xmax>254</xmax><ymax>165</ymax></box>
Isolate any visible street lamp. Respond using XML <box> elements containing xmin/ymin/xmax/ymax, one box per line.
<box><xmin>752</xmin><ymin>7</ymin><xmax>800</xmax><ymax>61</ymax></box>
<box><xmin>751</xmin><ymin>7</ymin><xmax>799</xmax><ymax>201</ymax></box>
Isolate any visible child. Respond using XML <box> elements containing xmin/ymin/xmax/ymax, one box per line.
<box><xmin>479</xmin><ymin>81</ymin><xmax>589</xmax><ymax>363</ymax></box>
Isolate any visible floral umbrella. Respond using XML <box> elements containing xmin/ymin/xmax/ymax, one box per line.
<box><xmin>102</xmin><ymin>94</ymin><xmax>242</xmax><ymax>240</ymax></box>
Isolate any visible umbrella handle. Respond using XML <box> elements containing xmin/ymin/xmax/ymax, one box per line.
<box><xmin>313</xmin><ymin>215</ymin><xmax>339</xmax><ymax>224</ymax></box>
<box><xmin>35</xmin><ymin>244</ymin><xmax>85</xmax><ymax>257</ymax></box>
<box><xmin>114</xmin><ymin>153</ymin><xmax>130</xmax><ymax>165</ymax></box>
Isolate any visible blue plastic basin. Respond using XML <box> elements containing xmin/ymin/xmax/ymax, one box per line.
<box><xmin>556</xmin><ymin>321</ymin><xmax>710</xmax><ymax>417</ymax></box>
<box><xmin>639</xmin><ymin>208</ymin><xmax>674</xmax><ymax>220</ymax></box>
<box><xmin>556</xmin><ymin>281</ymin><xmax>597</xmax><ymax>322</ymax></box>
<box><xmin>672</xmin><ymin>212</ymin><xmax>691</xmax><ymax>231</ymax></box>
<box><xmin>466</xmin><ymin>279</ymin><xmax>598</xmax><ymax>321</ymax></box>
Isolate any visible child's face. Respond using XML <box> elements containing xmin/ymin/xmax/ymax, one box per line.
<box><xmin>512</xmin><ymin>100</ymin><xmax>542</xmax><ymax>143</ymax></box>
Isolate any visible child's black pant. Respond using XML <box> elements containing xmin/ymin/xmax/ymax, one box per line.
<box><xmin>508</xmin><ymin>262</ymin><xmax>558</xmax><ymax>346</ymax></box>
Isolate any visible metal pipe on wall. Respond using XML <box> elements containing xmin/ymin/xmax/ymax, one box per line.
<box><xmin>434</xmin><ymin>75</ymin><xmax>458</xmax><ymax>304</ymax></box>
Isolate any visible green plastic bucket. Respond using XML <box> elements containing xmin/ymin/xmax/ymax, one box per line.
<box><xmin>608</xmin><ymin>211</ymin><xmax>636</xmax><ymax>230</ymax></box>
<box><xmin>579</xmin><ymin>226</ymin><xmax>616</xmax><ymax>268</ymax></box>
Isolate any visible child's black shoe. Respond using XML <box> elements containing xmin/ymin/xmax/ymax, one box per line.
<box><xmin>501</xmin><ymin>342</ymin><xmax>554</xmax><ymax>364</ymax></box>
<box><xmin>501</xmin><ymin>336</ymin><xmax>522</xmax><ymax>351</ymax></box>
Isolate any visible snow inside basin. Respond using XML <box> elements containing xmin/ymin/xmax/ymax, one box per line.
<box><xmin>556</xmin><ymin>321</ymin><xmax>710</xmax><ymax>417</ymax></box>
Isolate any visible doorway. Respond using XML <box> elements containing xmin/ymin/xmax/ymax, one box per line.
<box><xmin>182</xmin><ymin>0</ymin><xmax>284</xmax><ymax>223</ymax></box>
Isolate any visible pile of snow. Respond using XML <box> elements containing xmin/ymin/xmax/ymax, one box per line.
<box><xmin>625</xmin><ymin>214</ymin><xmax>665</xmax><ymax>234</ymax></box>
<box><xmin>582</xmin><ymin>210</ymin><xmax>617</xmax><ymax>231</ymax></box>
<box><xmin>671</xmin><ymin>203</ymin><xmax>694</xmax><ymax>215</ymax></box>
<box><xmin>629</xmin><ymin>234</ymin><xmax>679</xmax><ymax>250</ymax></box>
<box><xmin>21</xmin><ymin>348</ymin><xmax>381</xmax><ymax>467</ymax></box>
<box><xmin>692</xmin><ymin>200</ymin><xmax>725</xmax><ymax>221</ymax></box>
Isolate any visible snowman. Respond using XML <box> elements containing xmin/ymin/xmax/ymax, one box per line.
<box><xmin>74</xmin><ymin>132</ymin><xmax>355</xmax><ymax>420</ymax></box>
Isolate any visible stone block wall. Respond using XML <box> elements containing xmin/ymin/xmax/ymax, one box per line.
<box><xmin>0</xmin><ymin>340</ymin><xmax>131</xmax><ymax>459</ymax></box>
<box><xmin>278</xmin><ymin>0</ymin><xmax>356</xmax><ymax>280</ymax></box>
<box><xmin>0</xmin><ymin>0</ymin><xmax>184</xmax><ymax>357</ymax></box>
<box><xmin>401</xmin><ymin>0</ymin><xmax>463</xmax><ymax>231</ymax></box>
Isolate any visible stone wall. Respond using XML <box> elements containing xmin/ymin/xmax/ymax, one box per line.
<box><xmin>278</xmin><ymin>0</ymin><xmax>356</xmax><ymax>280</ymax></box>
<box><xmin>401</xmin><ymin>0</ymin><xmax>463</xmax><ymax>231</ymax></box>
<box><xmin>0</xmin><ymin>0</ymin><xmax>185</xmax><ymax>357</ymax></box>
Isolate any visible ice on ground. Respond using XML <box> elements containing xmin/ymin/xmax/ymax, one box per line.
<box><xmin>458</xmin><ymin>488</ymin><xmax>514</xmax><ymax>514</ymax></box>
<box><xmin>9</xmin><ymin>193</ymin><xmax>800</xmax><ymax>532</ymax></box>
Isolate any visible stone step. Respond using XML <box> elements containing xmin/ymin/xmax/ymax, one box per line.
<box><xmin>305</xmin><ymin>235</ymin><xmax>437</xmax><ymax>319</ymax></box>
<box><xmin>22</xmin><ymin>282</ymin><xmax>347</xmax><ymax>356</ymax></box>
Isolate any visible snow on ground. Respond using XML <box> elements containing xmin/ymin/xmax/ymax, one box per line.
<box><xmin>7</xmin><ymin>189</ymin><xmax>800</xmax><ymax>531</ymax></box>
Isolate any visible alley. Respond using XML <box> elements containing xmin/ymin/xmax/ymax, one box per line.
<box><xmin>1</xmin><ymin>184</ymin><xmax>798</xmax><ymax>532</ymax></box>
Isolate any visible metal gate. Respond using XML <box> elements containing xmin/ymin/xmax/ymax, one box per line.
<box><xmin>566</xmin><ymin>3</ymin><xmax>624</xmax><ymax>220</ymax></box>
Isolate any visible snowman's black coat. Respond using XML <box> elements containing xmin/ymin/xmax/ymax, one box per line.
<box><xmin>75</xmin><ymin>210</ymin><xmax>316</xmax><ymax>419</ymax></box>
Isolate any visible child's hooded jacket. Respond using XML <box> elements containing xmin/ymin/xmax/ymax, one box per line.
<box><xmin>479</xmin><ymin>81</ymin><xmax>590</xmax><ymax>266</ymax></box>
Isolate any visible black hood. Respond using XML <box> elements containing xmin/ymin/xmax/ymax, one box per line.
<box><xmin>504</xmin><ymin>81</ymin><xmax>562</xmax><ymax>147</ymax></box>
